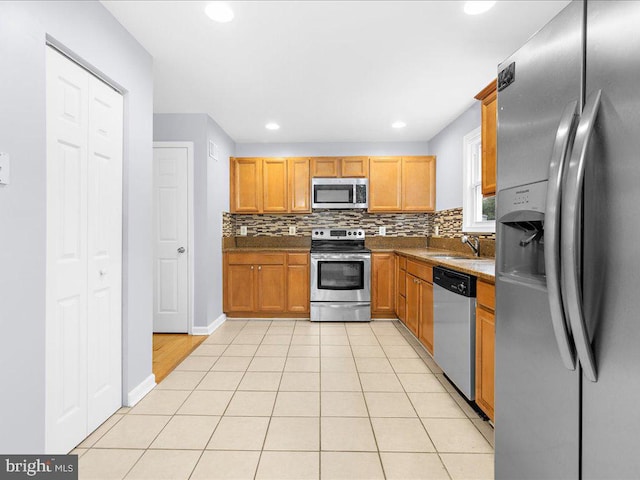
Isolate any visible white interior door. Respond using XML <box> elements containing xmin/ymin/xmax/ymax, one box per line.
<box><xmin>153</xmin><ymin>145</ymin><xmax>190</xmax><ymax>333</ymax></box>
<box><xmin>86</xmin><ymin>73</ymin><xmax>123</xmax><ymax>432</ymax></box>
<box><xmin>46</xmin><ymin>46</ymin><xmax>123</xmax><ymax>453</ymax></box>
<box><xmin>45</xmin><ymin>46</ymin><xmax>90</xmax><ymax>454</ymax></box>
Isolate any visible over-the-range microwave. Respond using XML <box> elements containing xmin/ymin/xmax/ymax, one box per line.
<box><xmin>311</xmin><ymin>177</ymin><xmax>368</xmax><ymax>209</ymax></box>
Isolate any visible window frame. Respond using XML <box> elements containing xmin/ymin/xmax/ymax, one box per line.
<box><xmin>462</xmin><ymin>127</ymin><xmax>496</xmax><ymax>233</ymax></box>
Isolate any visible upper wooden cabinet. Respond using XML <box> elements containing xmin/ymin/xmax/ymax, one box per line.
<box><xmin>262</xmin><ymin>158</ymin><xmax>288</xmax><ymax>213</ymax></box>
<box><xmin>230</xmin><ymin>157</ymin><xmax>311</xmax><ymax>214</ymax></box>
<box><xmin>475</xmin><ymin>80</ymin><xmax>497</xmax><ymax>197</ymax></box>
<box><xmin>311</xmin><ymin>156</ymin><xmax>368</xmax><ymax>178</ymax></box>
<box><xmin>369</xmin><ymin>156</ymin><xmax>436</xmax><ymax>213</ymax></box>
<box><xmin>288</xmin><ymin>158</ymin><xmax>311</xmax><ymax>213</ymax></box>
<box><xmin>231</xmin><ymin>157</ymin><xmax>262</xmax><ymax>213</ymax></box>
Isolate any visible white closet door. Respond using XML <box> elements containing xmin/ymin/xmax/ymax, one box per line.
<box><xmin>45</xmin><ymin>47</ymin><xmax>123</xmax><ymax>453</ymax></box>
<box><xmin>86</xmin><ymin>74</ymin><xmax>123</xmax><ymax>432</ymax></box>
<box><xmin>45</xmin><ymin>47</ymin><xmax>90</xmax><ymax>453</ymax></box>
<box><xmin>153</xmin><ymin>146</ymin><xmax>189</xmax><ymax>333</ymax></box>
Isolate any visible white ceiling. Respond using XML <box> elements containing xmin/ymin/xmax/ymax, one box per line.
<box><xmin>102</xmin><ymin>1</ymin><xmax>570</xmax><ymax>143</ymax></box>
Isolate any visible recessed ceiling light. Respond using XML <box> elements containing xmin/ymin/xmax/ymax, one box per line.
<box><xmin>265</xmin><ymin>122</ymin><xmax>280</xmax><ymax>130</ymax></box>
<box><xmin>392</xmin><ymin>121</ymin><xmax>407</xmax><ymax>129</ymax></box>
<box><xmin>205</xmin><ymin>2</ymin><xmax>234</xmax><ymax>23</ymax></box>
<box><xmin>464</xmin><ymin>1</ymin><xmax>496</xmax><ymax>15</ymax></box>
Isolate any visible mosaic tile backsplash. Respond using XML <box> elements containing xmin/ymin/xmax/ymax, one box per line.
<box><xmin>223</xmin><ymin>207</ymin><xmax>496</xmax><ymax>240</ymax></box>
<box><xmin>225</xmin><ymin>210</ymin><xmax>432</xmax><ymax>237</ymax></box>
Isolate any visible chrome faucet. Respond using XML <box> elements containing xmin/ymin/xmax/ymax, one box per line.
<box><xmin>461</xmin><ymin>235</ymin><xmax>480</xmax><ymax>257</ymax></box>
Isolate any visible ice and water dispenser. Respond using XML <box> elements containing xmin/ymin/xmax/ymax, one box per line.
<box><xmin>497</xmin><ymin>181</ymin><xmax>548</xmax><ymax>289</ymax></box>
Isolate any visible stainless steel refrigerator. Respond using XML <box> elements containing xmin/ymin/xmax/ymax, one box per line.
<box><xmin>495</xmin><ymin>1</ymin><xmax>640</xmax><ymax>478</ymax></box>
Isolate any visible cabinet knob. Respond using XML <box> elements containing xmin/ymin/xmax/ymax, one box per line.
<box><xmin>251</xmin><ymin>266</ymin><xmax>254</xmax><ymax>270</ymax></box>
<box><xmin>258</xmin><ymin>265</ymin><xmax>262</xmax><ymax>270</ymax></box>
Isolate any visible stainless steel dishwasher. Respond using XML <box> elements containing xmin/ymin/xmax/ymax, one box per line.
<box><xmin>433</xmin><ymin>266</ymin><xmax>477</xmax><ymax>400</ymax></box>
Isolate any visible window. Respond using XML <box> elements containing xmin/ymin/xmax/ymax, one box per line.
<box><xmin>463</xmin><ymin>127</ymin><xmax>496</xmax><ymax>233</ymax></box>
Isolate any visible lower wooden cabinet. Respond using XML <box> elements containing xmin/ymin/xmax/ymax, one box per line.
<box><xmin>395</xmin><ymin>255</ymin><xmax>407</xmax><ymax>323</ymax></box>
<box><xmin>224</xmin><ymin>252</ymin><xmax>309</xmax><ymax>317</ymax></box>
<box><xmin>475</xmin><ymin>280</ymin><xmax>495</xmax><ymax>421</ymax></box>
<box><xmin>287</xmin><ymin>253</ymin><xmax>310</xmax><ymax>313</ymax></box>
<box><xmin>396</xmin><ymin>255</ymin><xmax>433</xmax><ymax>354</ymax></box>
<box><xmin>418</xmin><ymin>280</ymin><xmax>433</xmax><ymax>354</ymax></box>
<box><xmin>372</xmin><ymin>253</ymin><xmax>395</xmax><ymax>317</ymax></box>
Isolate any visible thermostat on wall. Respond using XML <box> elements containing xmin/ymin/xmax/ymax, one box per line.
<box><xmin>209</xmin><ymin>141</ymin><xmax>219</xmax><ymax>161</ymax></box>
<box><xmin>0</xmin><ymin>152</ymin><xmax>10</xmax><ymax>185</ymax></box>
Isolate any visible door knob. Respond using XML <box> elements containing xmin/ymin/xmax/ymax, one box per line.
<box><xmin>177</xmin><ymin>247</ymin><xmax>186</xmax><ymax>253</ymax></box>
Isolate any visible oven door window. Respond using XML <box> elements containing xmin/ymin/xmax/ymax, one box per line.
<box><xmin>317</xmin><ymin>261</ymin><xmax>364</xmax><ymax>290</ymax></box>
<box><xmin>314</xmin><ymin>185</ymin><xmax>353</xmax><ymax>204</ymax></box>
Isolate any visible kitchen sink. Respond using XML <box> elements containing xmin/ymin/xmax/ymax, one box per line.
<box><xmin>430</xmin><ymin>255</ymin><xmax>472</xmax><ymax>260</ymax></box>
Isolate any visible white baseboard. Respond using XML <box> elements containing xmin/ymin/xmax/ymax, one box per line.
<box><xmin>192</xmin><ymin>313</ymin><xmax>227</xmax><ymax>336</ymax></box>
<box><xmin>126</xmin><ymin>373</ymin><xmax>156</xmax><ymax>407</ymax></box>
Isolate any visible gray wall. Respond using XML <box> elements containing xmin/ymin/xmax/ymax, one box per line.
<box><xmin>235</xmin><ymin>141</ymin><xmax>430</xmax><ymax>157</ymax></box>
<box><xmin>0</xmin><ymin>1</ymin><xmax>153</xmax><ymax>453</ymax></box>
<box><xmin>428</xmin><ymin>102</ymin><xmax>481</xmax><ymax>210</ymax></box>
<box><xmin>154</xmin><ymin>114</ymin><xmax>234</xmax><ymax>328</ymax></box>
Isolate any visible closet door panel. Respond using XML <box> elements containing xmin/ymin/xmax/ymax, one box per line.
<box><xmin>46</xmin><ymin>47</ymin><xmax>89</xmax><ymax>453</ymax></box>
<box><xmin>87</xmin><ymin>75</ymin><xmax>123</xmax><ymax>432</ymax></box>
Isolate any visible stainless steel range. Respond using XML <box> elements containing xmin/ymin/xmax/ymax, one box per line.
<box><xmin>310</xmin><ymin>228</ymin><xmax>371</xmax><ymax>322</ymax></box>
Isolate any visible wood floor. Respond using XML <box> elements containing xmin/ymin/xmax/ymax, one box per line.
<box><xmin>152</xmin><ymin>333</ymin><xmax>207</xmax><ymax>383</ymax></box>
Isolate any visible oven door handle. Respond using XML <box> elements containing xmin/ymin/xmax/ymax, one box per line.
<box><xmin>316</xmin><ymin>303</ymin><xmax>371</xmax><ymax>309</ymax></box>
<box><xmin>311</xmin><ymin>253</ymin><xmax>371</xmax><ymax>260</ymax></box>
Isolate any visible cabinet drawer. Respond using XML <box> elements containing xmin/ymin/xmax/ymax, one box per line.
<box><xmin>287</xmin><ymin>253</ymin><xmax>309</xmax><ymax>265</ymax></box>
<box><xmin>227</xmin><ymin>253</ymin><xmax>286</xmax><ymax>265</ymax></box>
<box><xmin>477</xmin><ymin>280</ymin><xmax>495</xmax><ymax>311</ymax></box>
<box><xmin>407</xmin><ymin>260</ymin><xmax>432</xmax><ymax>283</ymax></box>
<box><xmin>397</xmin><ymin>255</ymin><xmax>407</xmax><ymax>271</ymax></box>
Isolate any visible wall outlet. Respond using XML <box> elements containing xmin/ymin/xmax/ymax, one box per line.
<box><xmin>289</xmin><ymin>226</ymin><xmax>296</xmax><ymax>236</ymax></box>
<box><xmin>434</xmin><ymin>225</ymin><xmax>440</xmax><ymax>236</ymax></box>
<box><xmin>378</xmin><ymin>226</ymin><xmax>386</xmax><ymax>236</ymax></box>
<box><xmin>240</xmin><ymin>226</ymin><xmax>247</xmax><ymax>236</ymax></box>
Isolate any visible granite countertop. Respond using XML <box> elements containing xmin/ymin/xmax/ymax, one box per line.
<box><xmin>389</xmin><ymin>248</ymin><xmax>495</xmax><ymax>283</ymax></box>
<box><xmin>223</xmin><ymin>247</ymin><xmax>311</xmax><ymax>252</ymax></box>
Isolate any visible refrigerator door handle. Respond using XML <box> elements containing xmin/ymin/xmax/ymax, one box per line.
<box><xmin>544</xmin><ymin>100</ymin><xmax>580</xmax><ymax>371</ymax></box>
<box><xmin>561</xmin><ymin>89</ymin><xmax>602</xmax><ymax>382</ymax></box>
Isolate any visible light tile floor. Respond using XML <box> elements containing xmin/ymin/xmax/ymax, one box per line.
<box><xmin>75</xmin><ymin>319</ymin><xmax>494</xmax><ymax>480</ymax></box>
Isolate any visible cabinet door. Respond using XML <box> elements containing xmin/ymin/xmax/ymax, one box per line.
<box><xmin>231</xmin><ymin>158</ymin><xmax>262</xmax><ymax>213</ymax></box>
<box><xmin>475</xmin><ymin>80</ymin><xmax>497</xmax><ymax>197</ymax></box>
<box><xmin>257</xmin><ymin>264</ymin><xmax>286</xmax><ymax>311</ymax></box>
<box><xmin>372</xmin><ymin>253</ymin><xmax>395</xmax><ymax>315</ymax></box>
<box><xmin>288</xmin><ymin>158</ymin><xmax>311</xmax><ymax>213</ymax></box>
<box><xmin>369</xmin><ymin>157</ymin><xmax>402</xmax><ymax>212</ymax></box>
<box><xmin>475</xmin><ymin>306</ymin><xmax>495</xmax><ymax>421</ymax></box>
<box><xmin>402</xmin><ymin>156</ymin><xmax>436</xmax><ymax>212</ymax></box>
<box><xmin>226</xmin><ymin>264</ymin><xmax>255</xmax><ymax>311</ymax></box>
<box><xmin>262</xmin><ymin>158</ymin><xmax>288</xmax><ymax>213</ymax></box>
<box><xmin>341</xmin><ymin>156</ymin><xmax>368</xmax><ymax>177</ymax></box>
<box><xmin>405</xmin><ymin>275</ymin><xmax>420</xmax><ymax>337</ymax></box>
<box><xmin>481</xmin><ymin>91</ymin><xmax>497</xmax><ymax>196</ymax></box>
<box><xmin>418</xmin><ymin>281</ymin><xmax>434</xmax><ymax>354</ymax></box>
<box><xmin>312</xmin><ymin>157</ymin><xmax>340</xmax><ymax>177</ymax></box>
<box><xmin>287</xmin><ymin>255</ymin><xmax>309</xmax><ymax>313</ymax></box>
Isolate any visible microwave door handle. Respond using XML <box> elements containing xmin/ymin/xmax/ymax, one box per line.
<box><xmin>544</xmin><ymin>100</ymin><xmax>579</xmax><ymax>371</ymax></box>
<box><xmin>561</xmin><ymin>89</ymin><xmax>602</xmax><ymax>383</ymax></box>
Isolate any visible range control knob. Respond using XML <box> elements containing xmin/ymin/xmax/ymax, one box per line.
<box><xmin>457</xmin><ymin>284</ymin><xmax>466</xmax><ymax>294</ymax></box>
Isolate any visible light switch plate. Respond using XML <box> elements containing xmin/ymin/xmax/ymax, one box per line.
<box><xmin>0</xmin><ymin>152</ymin><xmax>10</xmax><ymax>185</ymax></box>
<box><xmin>240</xmin><ymin>226</ymin><xmax>247</xmax><ymax>236</ymax></box>
<box><xmin>289</xmin><ymin>226</ymin><xmax>296</xmax><ymax>236</ymax></box>
<box><xmin>378</xmin><ymin>226</ymin><xmax>386</xmax><ymax>236</ymax></box>
<box><xmin>208</xmin><ymin>140</ymin><xmax>219</xmax><ymax>160</ymax></box>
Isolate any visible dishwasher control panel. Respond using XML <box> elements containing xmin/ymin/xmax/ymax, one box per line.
<box><xmin>433</xmin><ymin>267</ymin><xmax>477</xmax><ymax>298</ymax></box>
